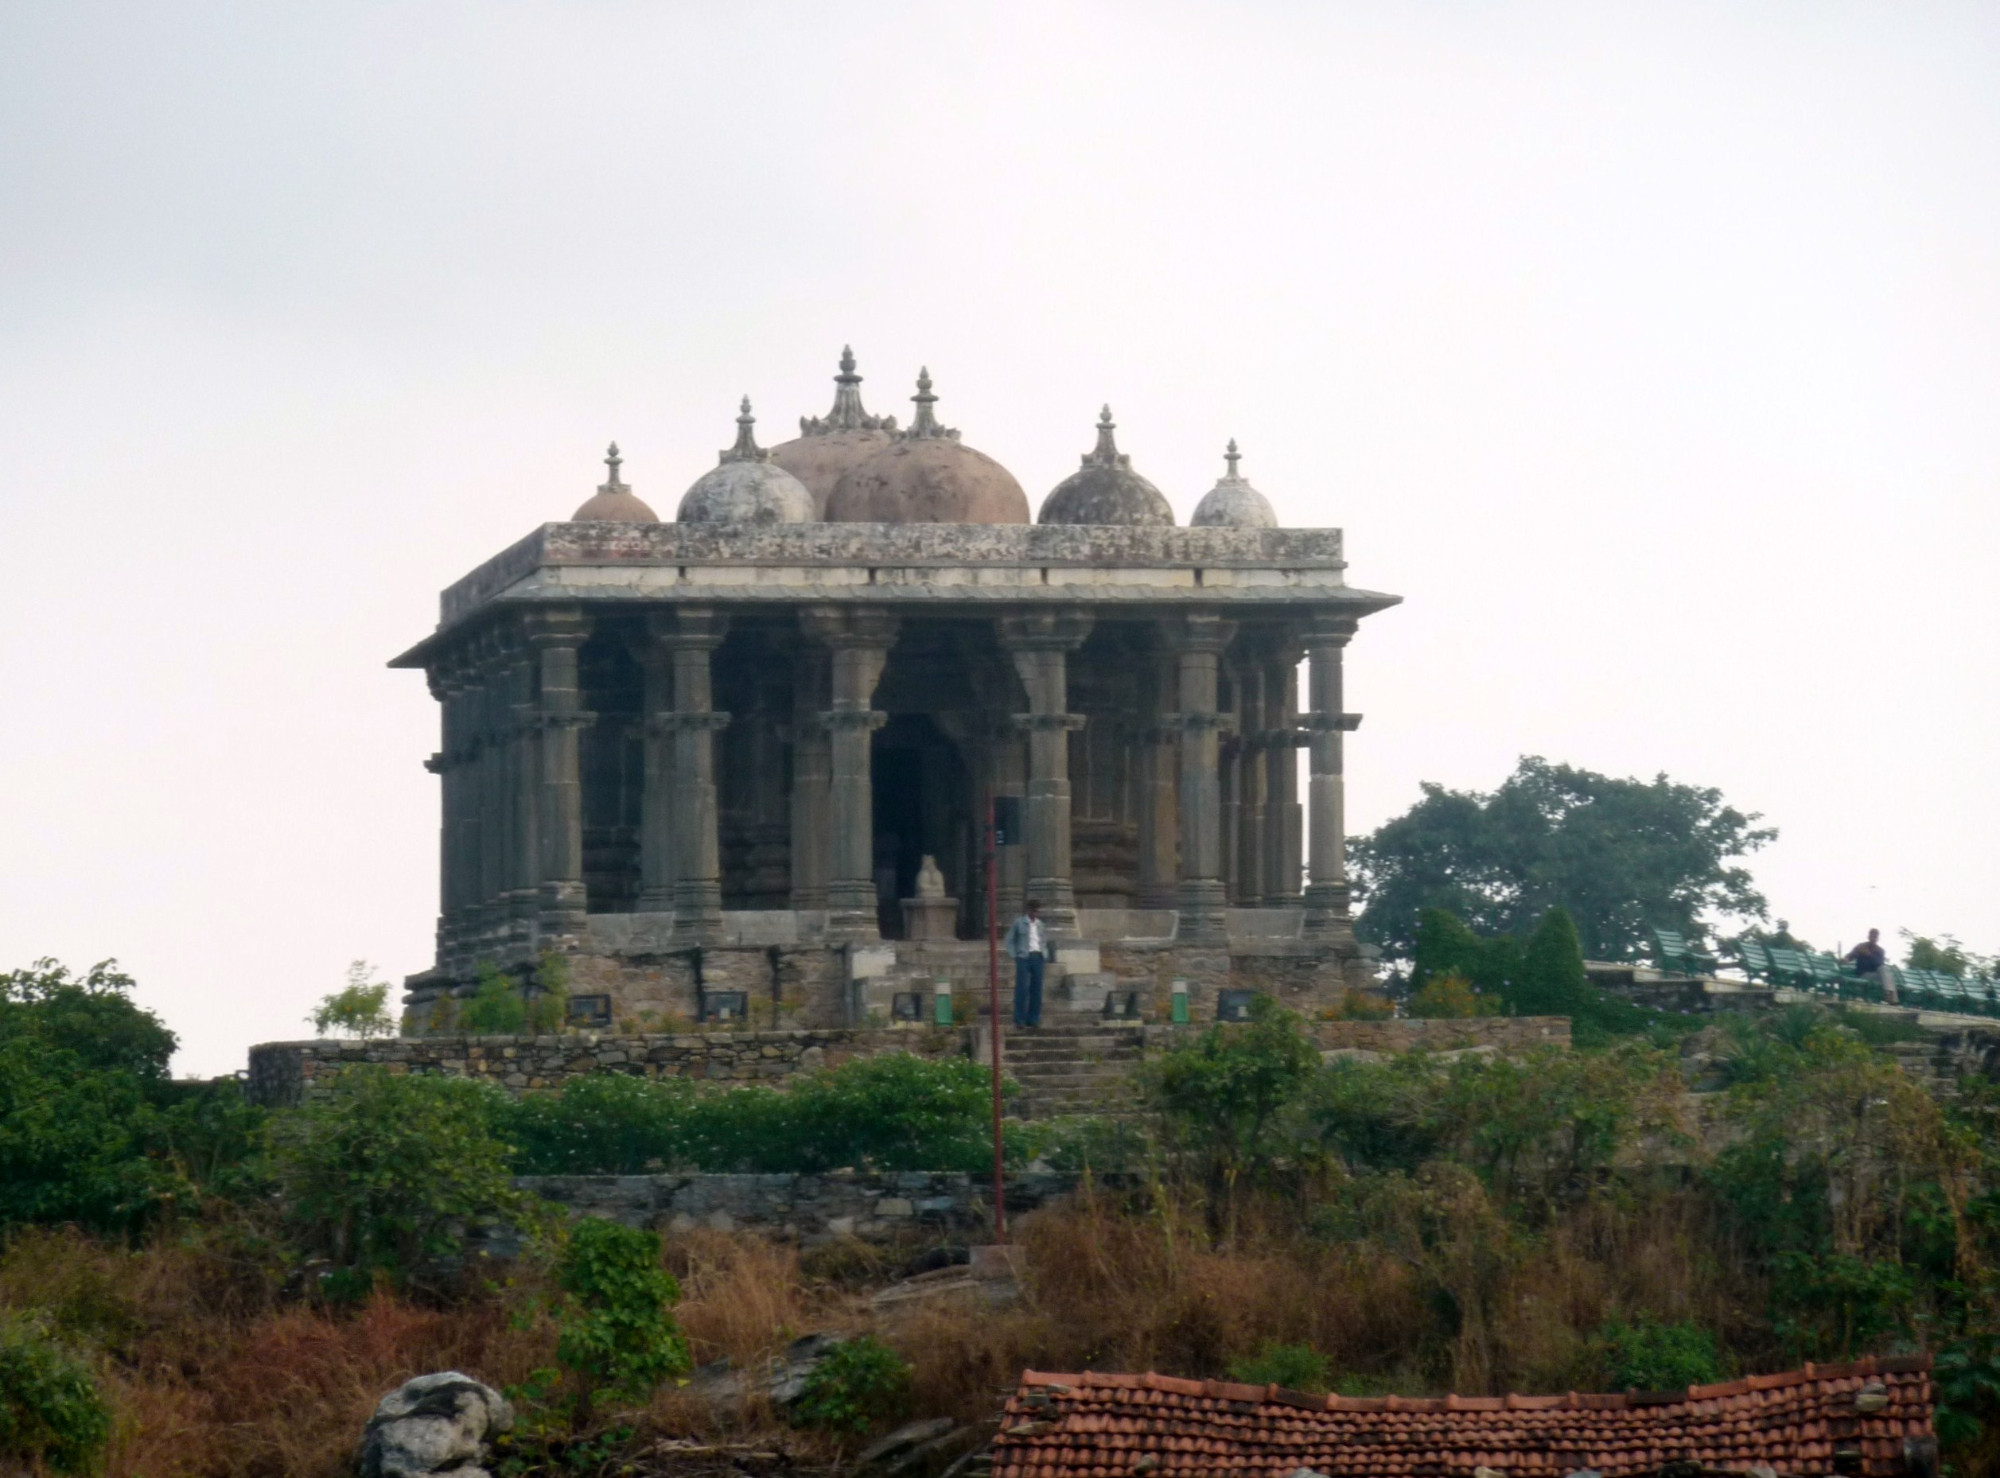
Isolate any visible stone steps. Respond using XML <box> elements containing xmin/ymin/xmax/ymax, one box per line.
<box><xmin>993</xmin><ymin>1022</ymin><xmax>1146</xmax><ymax>1119</ymax></box>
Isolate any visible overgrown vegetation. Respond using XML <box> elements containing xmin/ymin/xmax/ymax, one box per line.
<box><xmin>12</xmin><ymin>951</ymin><xmax>2000</xmax><ymax>1476</ymax></box>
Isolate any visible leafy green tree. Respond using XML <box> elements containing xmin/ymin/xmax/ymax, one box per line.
<box><xmin>1228</xmin><ymin>1340</ymin><xmax>1332</xmax><ymax>1393</ymax></box>
<box><xmin>1512</xmin><ymin>907</ymin><xmax>1593</xmax><ymax>1018</ymax></box>
<box><xmin>460</xmin><ymin>964</ymin><xmax>529</xmax><ymax>1034</ymax></box>
<box><xmin>0</xmin><ymin>959</ymin><xmax>175</xmax><ymax>1081</ymax></box>
<box><xmin>266</xmin><ymin>1067</ymin><xmax>530</xmax><ymax>1289</ymax></box>
<box><xmin>1352</xmin><ymin>756</ymin><xmax>1774</xmax><ymax>961</ymax></box>
<box><xmin>0</xmin><ymin>1315</ymin><xmax>111</xmax><ymax>1475</ymax></box>
<box><xmin>309</xmin><ymin>960</ymin><xmax>397</xmax><ymax>1039</ymax></box>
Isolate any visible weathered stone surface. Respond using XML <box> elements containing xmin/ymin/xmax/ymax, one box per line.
<box><xmin>357</xmin><ymin>1371</ymin><xmax>512</xmax><ymax>1478</ymax></box>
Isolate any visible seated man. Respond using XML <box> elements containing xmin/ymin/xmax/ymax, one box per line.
<box><xmin>1845</xmin><ymin>928</ymin><xmax>1892</xmax><ymax>1001</ymax></box>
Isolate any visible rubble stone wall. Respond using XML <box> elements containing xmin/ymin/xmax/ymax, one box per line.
<box><xmin>246</xmin><ymin>1026</ymin><xmax>964</xmax><ymax>1107</ymax></box>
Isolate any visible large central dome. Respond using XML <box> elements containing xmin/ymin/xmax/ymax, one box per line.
<box><xmin>767</xmin><ymin>347</ymin><xmax>898</xmax><ymax>517</ymax></box>
<box><xmin>824</xmin><ymin>369</ymin><xmax>1030</xmax><ymax>526</ymax></box>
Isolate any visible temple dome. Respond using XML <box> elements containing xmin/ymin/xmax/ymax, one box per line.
<box><xmin>1038</xmin><ymin>407</ymin><xmax>1175</xmax><ymax>527</ymax></box>
<box><xmin>825</xmin><ymin>369</ymin><xmax>1030</xmax><ymax>525</ymax></box>
<box><xmin>767</xmin><ymin>346</ymin><xmax>899</xmax><ymax>516</ymax></box>
<box><xmin>570</xmin><ymin>443</ymin><xmax>659</xmax><ymax>522</ymax></box>
<box><xmin>1189</xmin><ymin>441</ymin><xmax>1278</xmax><ymax>529</ymax></box>
<box><xmin>677</xmin><ymin>399</ymin><xmax>817</xmax><ymax>526</ymax></box>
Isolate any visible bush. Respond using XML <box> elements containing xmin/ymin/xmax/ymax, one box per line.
<box><xmin>460</xmin><ymin>965</ymin><xmax>529</xmax><ymax>1035</ymax></box>
<box><xmin>1228</xmin><ymin>1340</ymin><xmax>1331</xmax><ymax>1393</ymax></box>
<box><xmin>266</xmin><ymin>1067</ymin><xmax>531</xmax><ymax>1289</ymax></box>
<box><xmin>0</xmin><ymin>1314</ymin><xmax>111</xmax><ymax>1474</ymax></box>
<box><xmin>789</xmin><ymin>1336</ymin><xmax>912</xmax><ymax>1435</ymax></box>
<box><xmin>1406</xmin><ymin>973</ymin><xmax>1496</xmax><ymax>1019</ymax></box>
<box><xmin>1146</xmin><ymin>998</ymin><xmax>1321</xmax><ymax>1236</ymax></box>
<box><xmin>1598</xmin><ymin>1315</ymin><xmax>1724</xmax><ymax>1391</ymax></box>
<box><xmin>550</xmin><ymin>1219</ymin><xmax>689</xmax><ymax>1420</ymax></box>
<box><xmin>505</xmin><ymin>1054</ymin><xmax>1004</xmax><ymax>1176</ymax></box>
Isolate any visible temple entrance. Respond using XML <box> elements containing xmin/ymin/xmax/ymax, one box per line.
<box><xmin>870</xmin><ymin>713</ymin><xmax>974</xmax><ymax>938</ymax></box>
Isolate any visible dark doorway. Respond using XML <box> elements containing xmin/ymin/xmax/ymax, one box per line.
<box><xmin>871</xmin><ymin>713</ymin><xmax>973</xmax><ymax>938</ymax></box>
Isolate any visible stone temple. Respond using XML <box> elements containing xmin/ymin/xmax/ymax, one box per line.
<box><xmin>391</xmin><ymin>351</ymin><xmax>1400</xmax><ymax>1030</ymax></box>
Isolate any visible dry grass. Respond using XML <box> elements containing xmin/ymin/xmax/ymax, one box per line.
<box><xmin>0</xmin><ymin>1182</ymin><xmax>1771</xmax><ymax>1473</ymax></box>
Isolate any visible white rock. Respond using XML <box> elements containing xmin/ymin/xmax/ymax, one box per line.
<box><xmin>357</xmin><ymin>1372</ymin><xmax>513</xmax><ymax>1478</ymax></box>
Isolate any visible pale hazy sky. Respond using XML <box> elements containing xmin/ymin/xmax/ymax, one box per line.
<box><xmin>2</xmin><ymin>3</ymin><xmax>1995</xmax><ymax>1076</ymax></box>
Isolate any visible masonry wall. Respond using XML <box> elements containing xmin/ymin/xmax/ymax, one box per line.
<box><xmin>514</xmin><ymin>1169</ymin><xmax>1088</xmax><ymax>1246</ymax></box>
<box><xmin>246</xmin><ymin>1026</ymin><xmax>964</xmax><ymax>1108</ymax></box>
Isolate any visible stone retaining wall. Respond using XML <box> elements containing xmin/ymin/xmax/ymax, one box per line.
<box><xmin>247</xmin><ymin>1014</ymin><xmax>1567</xmax><ymax>1109</ymax></box>
<box><xmin>514</xmin><ymin>1170</ymin><xmax>1084</xmax><ymax>1245</ymax></box>
<box><xmin>246</xmin><ymin>1026</ymin><xmax>963</xmax><ymax>1107</ymax></box>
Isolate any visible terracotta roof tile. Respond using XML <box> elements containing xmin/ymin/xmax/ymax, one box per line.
<box><xmin>990</xmin><ymin>1359</ymin><xmax>1933</xmax><ymax>1478</ymax></box>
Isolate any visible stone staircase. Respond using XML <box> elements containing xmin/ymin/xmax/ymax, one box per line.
<box><xmin>994</xmin><ymin>1018</ymin><xmax>1147</xmax><ymax>1119</ymax></box>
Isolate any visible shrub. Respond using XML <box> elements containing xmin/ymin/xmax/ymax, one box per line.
<box><xmin>1406</xmin><ymin>973</ymin><xmax>1496</xmax><ymax>1019</ymax></box>
<box><xmin>0</xmin><ymin>1035</ymin><xmax>177</xmax><ymax>1233</ymax></box>
<box><xmin>1228</xmin><ymin>1339</ymin><xmax>1331</xmax><ymax>1393</ymax></box>
<box><xmin>460</xmin><ymin>965</ymin><xmax>529</xmax><ymax>1035</ymax></box>
<box><xmin>505</xmin><ymin>1073</ymin><xmax>700</xmax><ymax>1175</ymax></box>
<box><xmin>1322</xmin><ymin>987</ymin><xmax>1394</xmax><ymax>1021</ymax></box>
<box><xmin>776</xmin><ymin>1053</ymin><xmax>995</xmax><ymax>1173</ymax></box>
<box><xmin>1598</xmin><ymin>1315</ymin><xmax>1724</xmax><ymax>1391</ymax></box>
<box><xmin>266</xmin><ymin>1067</ymin><xmax>531</xmax><ymax>1289</ymax></box>
<box><xmin>789</xmin><ymin>1335</ymin><xmax>912</xmax><ymax>1435</ymax></box>
<box><xmin>1146</xmin><ymin>998</ymin><xmax>1321</xmax><ymax>1236</ymax></box>
<box><xmin>0</xmin><ymin>1314</ymin><xmax>111</xmax><ymax>1475</ymax></box>
<box><xmin>549</xmin><ymin>1219</ymin><xmax>689</xmax><ymax>1421</ymax></box>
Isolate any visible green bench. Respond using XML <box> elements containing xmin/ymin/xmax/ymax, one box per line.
<box><xmin>1734</xmin><ymin>939</ymin><xmax>1775</xmax><ymax>983</ymax></box>
<box><xmin>1764</xmin><ymin>946</ymin><xmax>1812</xmax><ymax>990</ymax></box>
<box><xmin>1651</xmin><ymin>928</ymin><xmax>1717</xmax><ymax>977</ymax></box>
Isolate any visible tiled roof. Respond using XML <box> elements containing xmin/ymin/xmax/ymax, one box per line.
<box><xmin>992</xmin><ymin>1356</ymin><xmax>1933</xmax><ymax>1478</ymax></box>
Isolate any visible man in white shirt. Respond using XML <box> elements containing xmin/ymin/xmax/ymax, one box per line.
<box><xmin>1003</xmin><ymin>898</ymin><xmax>1050</xmax><ymax>1028</ymax></box>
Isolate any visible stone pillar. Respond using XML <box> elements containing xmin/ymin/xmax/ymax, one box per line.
<box><xmin>504</xmin><ymin>632</ymin><xmax>543</xmax><ymax>953</ymax></box>
<box><xmin>1303</xmin><ymin>615</ymin><xmax>1361</xmax><ymax>935</ymax></box>
<box><xmin>1000</xmin><ymin>613</ymin><xmax>1092</xmax><ymax>936</ymax></box>
<box><xmin>788</xmin><ymin>647</ymin><xmax>831</xmax><ymax>912</ymax></box>
<box><xmin>1166</xmin><ymin>614</ymin><xmax>1233</xmax><ymax>942</ymax></box>
<box><xmin>1235</xmin><ymin>656</ymin><xmax>1268</xmax><ymax>908</ymax></box>
<box><xmin>651</xmin><ymin>609</ymin><xmax>730</xmax><ymax>944</ymax></box>
<box><xmin>805</xmin><ymin>608</ymin><xmax>897</xmax><ymax>938</ymax></box>
<box><xmin>526</xmin><ymin>608</ymin><xmax>592</xmax><ymax>943</ymax></box>
<box><xmin>425</xmin><ymin>663</ymin><xmax>465</xmax><ymax>972</ymax></box>
<box><xmin>1135</xmin><ymin>651</ymin><xmax>1179</xmax><ymax>911</ymax></box>
<box><xmin>468</xmin><ymin>635</ymin><xmax>504</xmax><ymax>961</ymax></box>
<box><xmin>1263</xmin><ymin>646</ymin><xmax>1305</xmax><ymax>908</ymax></box>
<box><xmin>635</xmin><ymin>633</ymin><xmax>677</xmax><ymax>913</ymax></box>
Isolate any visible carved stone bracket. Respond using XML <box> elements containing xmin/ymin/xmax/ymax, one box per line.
<box><xmin>1012</xmin><ymin>712</ymin><xmax>1088</xmax><ymax>733</ymax></box>
<box><xmin>1305</xmin><ymin>713</ymin><xmax>1364</xmax><ymax>732</ymax></box>
<box><xmin>819</xmin><ymin>708</ymin><xmax>887</xmax><ymax>732</ymax></box>
<box><xmin>649</xmin><ymin>711</ymin><xmax>732</xmax><ymax>735</ymax></box>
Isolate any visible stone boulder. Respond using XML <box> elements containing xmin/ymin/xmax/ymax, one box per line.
<box><xmin>357</xmin><ymin>1372</ymin><xmax>513</xmax><ymax>1478</ymax></box>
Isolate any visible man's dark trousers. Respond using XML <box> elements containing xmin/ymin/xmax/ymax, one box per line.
<box><xmin>1013</xmin><ymin>951</ymin><xmax>1044</xmax><ymax>1028</ymax></box>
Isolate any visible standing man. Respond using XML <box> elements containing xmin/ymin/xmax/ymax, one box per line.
<box><xmin>1846</xmin><ymin>928</ymin><xmax>1893</xmax><ymax>1002</ymax></box>
<box><xmin>1005</xmin><ymin>898</ymin><xmax>1050</xmax><ymax>1029</ymax></box>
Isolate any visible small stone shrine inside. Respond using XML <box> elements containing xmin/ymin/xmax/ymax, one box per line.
<box><xmin>392</xmin><ymin>351</ymin><xmax>1400</xmax><ymax>1030</ymax></box>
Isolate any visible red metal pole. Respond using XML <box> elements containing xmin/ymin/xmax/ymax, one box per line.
<box><xmin>987</xmin><ymin>791</ymin><xmax>1006</xmax><ymax>1242</ymax></box>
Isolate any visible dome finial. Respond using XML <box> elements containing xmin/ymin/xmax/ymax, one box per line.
<box><xmin>720</xmin><ymin>396</ymin><xmax>770</xmax><ymax>464</ymax></box>
<box><xmin>800</xmin><ymin>346</ymin><xmax>896</xmax><ymax>435</ymax></box>
<box><xmin>1084</xmin><ymin>405</ymin><xmax>1124</xmax><ymax>467</ymax></box>
<box><xmin>1224</xmin><ymin>439</ymin><xmax>1241</xmax><ymax>479</ymax></box>
<box><xmin>903</xmin><ymin>367</ymin><xmax>959</xmax><ymax>441</ymax></box>
<box><xmin>603</xmin><ymin>441</ymin><xmax>625</xmax><ymax>489</ymax></box>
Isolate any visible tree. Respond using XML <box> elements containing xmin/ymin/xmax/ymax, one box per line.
<box><xmin>0</xmin><ymin>959</ymin><xmax>175</xmax><ymax>1081</ymax></box>
<box><xmin>1351</xmin><ymin>756</ymin><xmax>1774</xmax><ymax>961</ymax></box>
<box><xmin>309</xmin><ymin>960</ymin><xmax>398</xmax><ymax>1039</ymax></box>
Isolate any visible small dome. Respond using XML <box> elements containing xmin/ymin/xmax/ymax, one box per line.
<box><xmin>825</xmin><ymin>369</ymin><xmax>1030</xmax><ymax>525</ymax></box>
<box><xmin>1038</xmin><ymin>407</ymin><xmax>1175</xmax><ymax>527</ymax></box>
<box><xmin>677</xmin><ymin>399</ymin><xmax>817</xmax><ymax>526</ymax></box>
<box><xmin>1189</xmin><ymin>440</ymin><xmax>1278</xmax><ymax>529</ymax></box>
<box><xmin>570</xmin><ymin>443</ymin><xmax>659</xmax><ymax>522</ymax></box>
<box><xmin>767</xmin><ymin>346</ymin><xmax>899</xmax><ymax>516</ymax></box>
